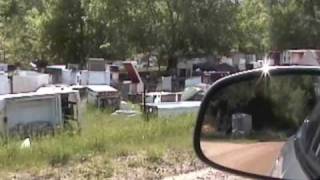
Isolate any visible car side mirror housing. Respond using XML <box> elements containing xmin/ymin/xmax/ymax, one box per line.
<box><xmin>194</xmin><ymin>66</ymin><xmax>320</xmax><ymax>180</ymax></box>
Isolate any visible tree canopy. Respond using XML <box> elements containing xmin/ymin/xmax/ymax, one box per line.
<box><xmin>0</xmin><ymin>0</ymin><xmax>320</xmax><ymax>66</ymax></box>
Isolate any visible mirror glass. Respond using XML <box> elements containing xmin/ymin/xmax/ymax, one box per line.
<box><xmin>200</xmin><ymin>74</ymin><xmax>320</xmax><ymax>179</ymax></box>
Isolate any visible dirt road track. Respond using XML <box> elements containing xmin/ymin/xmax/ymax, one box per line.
<box><xmin>201</xmin><ymin>141</ymin><xmax>284</xmax><ymax>176</ymax></box>
<box><xmin>164</xmin><ymin>141</ymin><xmax>284</xmax><ymax>180</ymax></box>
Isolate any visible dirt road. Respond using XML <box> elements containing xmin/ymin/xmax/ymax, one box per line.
<box><xmin>163</xmin><ymin>141</ymin><xmax>284</xmax><ymax>180</ymax></box>
<box><xmin>201</xmin><ymin>141</ymin><xmax>284</xmax><ymax>176</ymax></box>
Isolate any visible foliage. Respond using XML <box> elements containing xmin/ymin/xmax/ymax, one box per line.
<box><xmin>209</xmin><ymin>75</ymin><xmax>316</xmax><ymax>131</ymax></box>
<box><xmin>1</xmin><ymin>0</ymin><xmax>320</xmax><ymax>66</ymax></box>
<box><xmin>0</xmin><ymin>0</ymin><xmax>238</xmax><ymax>65</ymax></box>
<box><xmin>237</xmin><ymin>0</ymin><xmax>270</xmax><ymax>53</ymax></box>
<box><xmin>269</xmin><ymin>0</ymin><xmax>320</xmax><ymax>50</ymax></box>
<box><xmin>41</xmin><ymin>0</ymin><xmax>85</xmax><ymax>64</ymax></box>
<box><xmin>0</xmin><ymin>0</ymin><xmax>45</xmax><ymax>65</ymax></box>
<box><xmin>267</xmin><ymin>75</ymin><xmax>316</xmax><ymax>127</ymax></box>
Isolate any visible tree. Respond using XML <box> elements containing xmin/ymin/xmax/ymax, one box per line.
<box><xmin>40</xmin><ymin>0</ymin><xmax>85</xmax><ymax>64</ymax></box>
<box><xmin>237</xmin><ymin>0</ymin><xmax>270</xmax><ymax>53</ymax></box>
<box><xmin>269</xmin><ymin>0</ymin><xmax>320</xmax><ymax>50</ymax></box>
<box><xmin>0</xmin><ymin>0</ymin><xmax>45</xmax><ymax>65</ymax></box>
<box><xmin>8</xmin><ymin>0</ymin><xmax>320</xmax><ymax>68</ymax></box>
<box><xmin>157</xmin><ymin>0</ymin><xmax>238</xmax><ymax>70</ymax></box>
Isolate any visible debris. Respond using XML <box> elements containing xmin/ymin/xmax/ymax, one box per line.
<box><xmin>145</xmin><ymin>92</ymin><xmax>182</xmax><ymax>103</ymax></box>
<box><xmin>154</xmin><ymin>96</ymin><xmax>161</xmax><ymax>104</ymax></box>
<box><xmin>87</xmin><ymin>85</ymin><xmax>120</xmax><ymax>110</ymax></box>
<box><xmin>181</xmin><ymin>87</ymin><xmax>202</xmax><ymax>101</ymax></box>
<box><xmin>202</xmin><ymin>71</ymin><xmax>230</xmax><ymax>85</ymax></box>
<box><xmin>144</xmin><ymin>101</ymin><xmax>201</xmax><ymax>118</ymax></box>
<box><xmin>120</xmin><ymin>101</ymin><xmax>131</xmax><ymax>111</ymax></box>
<box><xmin>123</xmin><ymin>62</ymin><xmax>144</xmax><ymax>94</ymax></box>
<box><xmin>232</xmin><ymin>113</ymin><xmax>252</xmax><ymax>136</ymax></box>
<box><xmin>29</xmin><ymin>62</ymin><xmax>37</xmax><ymax>69</ymax></box>
<box><xmin>37</xmin><ymin>85</ymin><xmax>82</xmax><ymax>123</ymax></box>
<box><xmin>112</xmin><ymin>101</ymin><xmax>140</xmax><ymax>117</ymax></box>
<box><xmin>111</xmin><ymin>110</ymin><xmax>141</xmax><ymax>117</ymax></box>
<box><xmin>20</xmin><ymin>138</ymin><xmax>31</xmax><ymax>149</ymax></box>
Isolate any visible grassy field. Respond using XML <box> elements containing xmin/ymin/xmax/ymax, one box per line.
<box><xmin>0</xmin><ymin>107</ymin><xmax>196</xmax><ymax>172</ymax></box>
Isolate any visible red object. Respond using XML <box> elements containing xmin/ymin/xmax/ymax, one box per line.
<box><xmin>123</xmin><ymin>63</ymin><xmax>141</xmax><ymax>83</ymax></box>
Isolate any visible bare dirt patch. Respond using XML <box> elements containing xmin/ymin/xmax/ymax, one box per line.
<box><xmin>1</xmin><ymin>150</ymin><xmax>207</xmax><ymax>180</ymax></box>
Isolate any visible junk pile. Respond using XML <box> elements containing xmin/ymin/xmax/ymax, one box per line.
<box><xmin>111</xmin><ymin>101</ymin><xmax>141</xmax><ymax>117</ymax></box>
<box><xmin>0</xmin><ymin>60</ymin><xmax>122</xmax><ymax>137</ymax></box>
<box><xmin>0</xmin><ymin>56</ymin><xmax>231</xmax><ymax>136</ymax></box>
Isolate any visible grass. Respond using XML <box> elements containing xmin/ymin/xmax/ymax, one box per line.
<box><xmin>0</xmin><ymin>107</ymin><xmax>196</xmax><ymax>171</ymax></box>
<box><xmin>202</xmin><ymin>129</ymin><xmax>289</xmax><ymax>143</ymax></box>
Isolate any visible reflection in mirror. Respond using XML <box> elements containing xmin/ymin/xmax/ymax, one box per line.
<box><xmin>200</xmin><ymin>74</ymin><xmax>320</xmax><ymax>178</ymax></box>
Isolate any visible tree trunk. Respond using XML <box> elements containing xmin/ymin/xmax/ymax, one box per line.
<box><xmin>166</xmin><ymin>55</ymin><xmax>178</xmax><ymax>73</ymax></box>
<box><xmin>158</xmin><ymin>58</ymin><xmax>161</xmax><ymax>72</ymax></box>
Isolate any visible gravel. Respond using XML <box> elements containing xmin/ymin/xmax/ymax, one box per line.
<box><xmin>163</xmin><ymin>168</ymin><xmax>249</xmax><ymax>180</ymax></box>
<box><xmin>1</xmin><ymin>150</ymin><xmax>248</xmax><ymax>180</ymax></box>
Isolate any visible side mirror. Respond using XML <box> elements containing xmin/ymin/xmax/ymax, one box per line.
<box><xmin>194</xmin><ymin>66</ymin><xmax>320</xmax><ymax>180</ymax></box>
